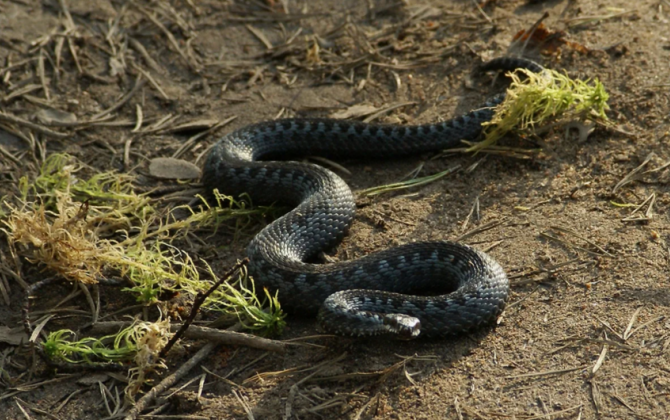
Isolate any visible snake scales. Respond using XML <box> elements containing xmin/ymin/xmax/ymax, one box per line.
<box><xmin>202</xmin><ymin>57</ymin><xmax>544</xmax><ymax>338</ymax></box>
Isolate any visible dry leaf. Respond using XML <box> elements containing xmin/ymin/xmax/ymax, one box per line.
<box><xmin>149</xmin><ymin>157</ymin><xmax>201</xmax><ymax>180</ymax></box>
<box><xmin>330</xmin><ymin>104</ymin><xmax>379</xmax><ymax>120</ymax></box>
<box><xmin>162</xmin><ymin>119</ymin><xmax>219</xmax><ymax>134</ymax></box>
<box><xmin>0</xmin><ymin>326</ymin><xmax>29</xmax><ymax>346</ymax></box>
<box><xmin>513</xmin><ymin>23</ymin><xmax>589</xmax><ymax>54</ymax></box>
<box><xmin>34</xmin><ymin>108</ymin><xmax>77</xmax><ymax>125</ymax></box>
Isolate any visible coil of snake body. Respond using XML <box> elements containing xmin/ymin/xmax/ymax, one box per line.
<box><xmin>202</xmin><ymin>57</ymin><xmax>544</xmax><ymax>338</ymax></box>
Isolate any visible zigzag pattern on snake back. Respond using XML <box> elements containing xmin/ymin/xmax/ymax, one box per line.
<box><xmin>202</xmin><ymin>57</ymin><xmax>544</xmax><ymax>338</ymax></box>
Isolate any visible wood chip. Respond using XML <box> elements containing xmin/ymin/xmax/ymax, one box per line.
<box><xmin>149</xmin><ymin>157</ymin><xmax>201</xmax><ymax>179</ymax></box>
<box><xmin>0</xmin><ymin>326</ymin><xmax>29</xmax><ymax>345</ymax></box>
<box><xmin>330</xmin><ymin>104</ymin><xmax>379</xmax><ymax>119</ymax></box>
<box><xmin>34</xmin><ymin>108</ymin><xmax>77</xmax><ymax>125</ymax></box>
<box><xmin>161</xmin><ymin>118</ymin><xmax>220</xmax><ymax>134</ymax></box>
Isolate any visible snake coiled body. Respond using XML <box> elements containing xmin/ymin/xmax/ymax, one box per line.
<box><xmin>203</xmin><ymin>57</ymin><xmax>543</xmax><ymax>338</ymax></box>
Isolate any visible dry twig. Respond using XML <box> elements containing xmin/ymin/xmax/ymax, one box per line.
<box><xmin>122</xmin><ymin>342</ymin><xmax>217</xmax><ymax>420</ymax></box>
<box><xmin>159</xmin><ymin>258</ymin><xmax>249</xmax><ymax>357</ymax></box>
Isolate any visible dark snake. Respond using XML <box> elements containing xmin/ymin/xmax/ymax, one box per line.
<box><xmin>202</xmin><ymin>57</ymin><xmax>544</xmax><ymax>338</ymax></box>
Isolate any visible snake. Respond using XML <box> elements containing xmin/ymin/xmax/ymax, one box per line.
<box><xmin>202</xmin><ymin>57</ymin><xmax>544</xmax><ymax>338</ymax></box>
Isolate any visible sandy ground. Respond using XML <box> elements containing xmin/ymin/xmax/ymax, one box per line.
<box><xmin>1</xmin><ymin>0</ymin><xmax>670</xmax><ymax>419</ymax></box>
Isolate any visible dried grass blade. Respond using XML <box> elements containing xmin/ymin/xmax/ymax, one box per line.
<box><xmin>622</xmin><ymin>307</ymin><xmax>642</xmax><ymax>340</ymax></box>
<box><xmin>591</xmin><ymin>335</ymin><xmax>609</xmax><ymax>375</ymax></box>
<box><xmin>358</xmin><ymin>165</ymin><xmax>460</xmax><ymax>196</ymax></box>
<box><xmin>613</xmin><ymin>153</ymin><xmax>653</xmax><ymax>193</ymax></box>
<box><xmin>550</xmin><ymin>226</ymin><xmax>614</xmax><ymax>257</ymax></box>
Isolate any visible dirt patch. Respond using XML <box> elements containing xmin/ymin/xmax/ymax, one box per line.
<box><xmin>1</xmin><ymin>0</ymin><xmax>670</xmax><ymax>419</ymax></box>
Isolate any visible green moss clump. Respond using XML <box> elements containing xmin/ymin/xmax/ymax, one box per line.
<box><xmin>471</xmin><ymin>67</ymin><xmax>610</xmax><ymax>151</ymax></box>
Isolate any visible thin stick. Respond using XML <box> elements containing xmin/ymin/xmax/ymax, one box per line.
<box><xmin>0</xmin><ymin>112</ymin><xmax>68</xmax><ymax>139</ymax></box>
<box><xmin>90</xmin><ymin>76</ymin><xmax>146</xmax><ymax>121</ymax></box>
<box><xmin>134</xmin><ymin>5</ymin><xmax>198</xmax><ymax>71</ymax></box>
<box><xmin>470</xmin><ymin>0</ymin><xmax>492</xmax><ymax>23</ymax></box>
<box><xmin>128</xmin><ymin>37</ymin><xmax>163</xmax><ymax>73</ymax></box>
<box><xmin>246</xmin><ymin>24</ymin><xmax>273</xmax><ymax>50</ymax></box>
<box><xmin>455</xmin><ymin>219</ymin><xmax>503</xmax><ymax>242</ymax></box>
<box><xmin>363</xmin><ymin>101</ymin><xmax>417</xmax><ymax>123</ymax></box>
<box><xmin>0</xmin><ymin>58</ymin><xmax>38</xmax><ymax>77</ymax></box>
<box><xmin>516</xmin><ymin>12</ymin><xmax>550</xmax><ymax>55</ymax></box>
<box><xmin>525</xmin><ymin>405</ymin><xmax>583</xmax><ymax>420</ymax></box>
<box><xmin>78</xmin><ymin>283</ymin><xmax>98</xmax><ymax>325</ymax></box>
<box><xmin>550</xmin><ymin>226</ymin><xmax>615</xmax><ymax>258</ymax></box>
<box><xmin>67</xmin><ymin>37</ymin><xmax>83</xmax><ymax>74</ymax></box>
<box><xmin>591</xmin><ymin>333</ymin><xmax>609</xmax><ymax>375</ymax></box>
<box><xmin>622</xmin><ymin>308</ymin><xmax>641</xmax><ymax>340</ymax></box>
<box><xmin>613</xmin><ymin>152</ymin><xmax>653</xmax><ymax>193</ymax></box>
<box><xmin>0</xmin><ymin>144</ymin><xmax>21</xmax><ymax>166</ymax></box>
<box><xmin>233</xmin><ymin>389</ymin><xmax>255</xmax><ymax>420</ymax></box>
<box><xmin>627</xmin><ymin>315</ymin><xmax>665</xmax><ymax>340</ymax></box>
<box><xmin>159</xmin><ymin>258</ymin><xmax>249</xmax><ymax>358</ymax></box>
<box><xmin>181</xmin><ymin>324</ymin><xmax>285</xmax><ymax>353</ymax></box>
<box><xmin>38</xmin><ymin>49</ymin><xmax>50</xmax><ymax>101</ymax></box>
<box><xmin>172</xmin><ymin>116</ymin><xmax>237</xmax><ymax>159</ymax></box>
<box><xmin>130</xmin><ymin>62</ymin><xmax>170</xmax><ymax>100</ymax></box>
<box><xmin>461</xmin><ymin>196</ymin><xmax>480</xmax><ymax>232</ymax></box>
<box><xmin>23</xmin><ymin>276</ymin><xmax>59</xmax><ymax>336</ymax></box>
<box><xmin>122</xmin><ymin>342</ymin><xmax>218</xmax><ymax>420</ymax></box>
<box><xmin>96</xmin><ymin>321</ymin><xmax>282</xmax><ymax>354</ymax></box>
<box><xmin>57</xmin><ymin>0</ymin><xmax>76</xmax><ymax>30</ymax></box>
<box><xmin>505</xmin><ymin>365</ymin><xmax>585</xmax><ymax>379</ymax></box>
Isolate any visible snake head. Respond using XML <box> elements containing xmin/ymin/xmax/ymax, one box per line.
<box><xmin>383</xmin><ymin>314</ymin><xmax>421</xmax><ymax>340</ymax></box>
